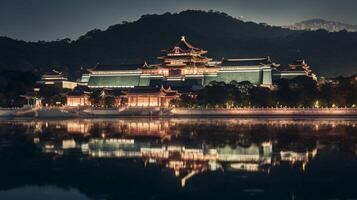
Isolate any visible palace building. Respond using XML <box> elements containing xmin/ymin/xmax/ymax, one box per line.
<box><xmin>66</xmin><ymin>87</ymin><xmax>92</xmax><ymax>107</ymax></box>
<box><xmin>38</xmin><ymin>69</ymin><xmax>78</xmax><ymax>89</ymax></box>
<box><xmin>80</xmin><ymin>36</ymin><xmax>315</xmax><ymax>89</ymax></box>
<box><xmin>273</xmin><ymin>59</ymin><xmax>317</xmax><ymax>80</ymax></box>
<box><xmin>125</xmin><ymin>87</ymin><xmax>180</xmax><ymax>107</ymax></box>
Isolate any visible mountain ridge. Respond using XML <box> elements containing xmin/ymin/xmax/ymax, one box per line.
<box><xmin>286</xmin><ymin>18</ymin><xmax>357</xmax><ymax>32</ymax></box>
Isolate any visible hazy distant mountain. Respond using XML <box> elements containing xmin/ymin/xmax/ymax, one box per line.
<box><xmin>286</xmin><ymin>19</ymin><xmax>357</xmax><ymax>32</ymax></box>
<box><xmin>0</xmin><ymin>10</ymin><xmax>357</xmax><ymax>78</ymax></box>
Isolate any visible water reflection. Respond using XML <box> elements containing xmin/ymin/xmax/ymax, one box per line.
<box><xmin>1</xmin><ymin>118</ymin><xmax>357</xmax><ymax>199</ymax></box>
<box><xmin>0</xmin><ymin>186</ymin><xmax>90</xmax><ymax>200</ymax></box>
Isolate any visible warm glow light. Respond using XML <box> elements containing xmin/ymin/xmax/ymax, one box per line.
<box><xmin>314</xmin><ymin>100</ymin><xmax>320</xmax><ymax>108</ymax></box>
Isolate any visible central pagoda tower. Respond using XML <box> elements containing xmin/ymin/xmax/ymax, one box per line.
<box><xmin>158</xmin><ymin>36</ymin><xmax>211</xmax><ymax>68</ymax></box>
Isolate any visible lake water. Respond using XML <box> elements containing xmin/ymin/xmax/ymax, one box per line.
<box><xmin>1</xmin><ymin>118</ymin><xmax>357</xmax><ymax>200</ymax></box>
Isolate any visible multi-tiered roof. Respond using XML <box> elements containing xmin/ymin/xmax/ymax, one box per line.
<box><xmin>289</xmin><ymin>60</ymin><xmax>312</xmax><ymax>73</ymax></box>
<box><xmin>277</xmin><ymin>60</ymin><xmax>313</xmax><ymax>75</ymax></box>
<box><xmin>275</xmin><ymin>59</ymin><xmax>316</xmax><ymax>80</ymax></box>
<box><xmin>41</xmin><ymin>69</ymin><xmax>67</xmax><ymax>81</ymax></box>
<box><xmin>158</xmin><ymin>36</ymin><xmax>211</xmax><ymax>67</ymax></box>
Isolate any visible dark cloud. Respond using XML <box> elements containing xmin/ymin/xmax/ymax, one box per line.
<box><xmin>0</xmin><ymin>0</ymin><xmax>356</xmax><ymax>41</ymax></box>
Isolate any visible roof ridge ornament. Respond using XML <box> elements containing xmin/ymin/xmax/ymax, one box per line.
<box><xmin>267</xmin><ymin>56</ymin><xmax>272</xmax><ymax>63</ymax></box>
<box><xmin>52</xmin><ymin>69</ymin><xmax>62</xmax><ymax>75</ymax></box>
<box><xmin>181</xmin><ymin>36</ymin><xmax>186</xmax><ymax>42</ymax></box>
<box><xmin>143</xmin><ymin>61</ymin><xmax>149</xmax><ymax>68</ymax></box>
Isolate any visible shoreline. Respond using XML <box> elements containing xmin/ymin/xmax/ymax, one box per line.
<box><xmin>2</xmin><ymin>107</ymin><xmax>357</xmax><ymax>119</ymax></box>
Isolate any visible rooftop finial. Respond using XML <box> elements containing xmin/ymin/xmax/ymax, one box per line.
<box><xmin>181</xmin><ymin>36</ymin><xmax>186</xmax><ymax>42</ymax></box>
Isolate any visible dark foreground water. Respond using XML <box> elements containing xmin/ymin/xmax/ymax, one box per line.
<box><xmin>1</xmin><ymin>118</ymin><xmax>357</xmax><ymax>200</ymax></box>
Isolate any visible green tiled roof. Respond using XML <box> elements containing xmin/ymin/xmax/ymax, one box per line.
<box><xmin>88</xmin><ymin>76</ymin><xmax>141</xmax><ymax>88</ymax></box>
<box><xmin>138</xmin><ymin>77</ymin><xmax>150</xmax><ymax>86</ymax></box>
<box><xmin>217</xmin><ymin>145</ymin><xmax>260</xmax><ymax>155</ymax></box>
<box><xmin>80</xmin><ymin>74</ymin><xmax>90</xmax><ymax>83</ymax></box>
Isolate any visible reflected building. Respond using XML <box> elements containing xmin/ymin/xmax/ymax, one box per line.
<box><xmin>279</xmin><ymin>149</ymin><xmax>318</xmax><ymax>171</ymax></box>
<box><xmin>29</xmin><ymin>119</ymin><xmax>327</xmax><ymax>187</ymax></box>
<box><xmin>3</xmin><ymin>119</ymin><xmax>357</xmax><ymax>200</ymax></box>
<box><xmin>35</xmin><ymin>135</ymin><xmax>317</xmax><ymax>187</ymax></box>
<box><xmin>66</xmin><ymin>121</ymin><xmax>91</xmax><ymax>134</ymax></box>
<box><xmin>20</xmin><ymin>118</ymin><xmax>357</xmax><ymax>187</ymax></box>
<box><xmin>21</xmin><ymin>114</ymin><xmax>357</xmax><ymax>137</ymax></box>
<box><xmin>83</xmin><ymin>137</ymin><xmax>316</xmax><ymax>187</ymax></box>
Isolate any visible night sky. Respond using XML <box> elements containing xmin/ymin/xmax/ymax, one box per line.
<box><xmin>1</xmin><ymin>0</ymin><xmax>356</xmax><ymax>41</ymax></box>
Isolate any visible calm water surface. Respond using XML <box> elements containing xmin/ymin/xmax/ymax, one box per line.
<box><xmin>1</xmin><ymin>118</ymin><xmax>357</xmax><ymax>200</ymax></box>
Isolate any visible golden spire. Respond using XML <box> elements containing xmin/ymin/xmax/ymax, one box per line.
<box><xmin>181</xmin><ymin>36</ymin><xmax>186</xmax><ymax>42</ymax></box>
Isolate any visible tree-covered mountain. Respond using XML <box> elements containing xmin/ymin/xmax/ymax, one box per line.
<box><xmin>0</xmin><ymin>10</ymin><xmax>357</xmax><ymax>78</ymax></box>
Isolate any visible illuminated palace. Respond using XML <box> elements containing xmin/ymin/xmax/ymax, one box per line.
<box><xmin>80</xmin><ymin>36</ymin><xmax>315</xmax><ymax>89</ymax></box>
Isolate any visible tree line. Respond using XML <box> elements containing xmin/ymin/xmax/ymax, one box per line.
<box><xmin>172</xmin><ymin>76</ymin><xmax>357</xmax><ymax>108</ymax></box>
